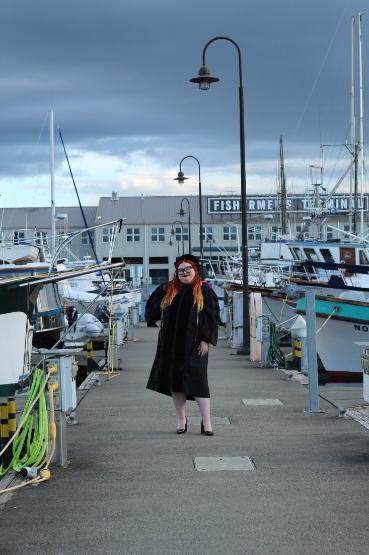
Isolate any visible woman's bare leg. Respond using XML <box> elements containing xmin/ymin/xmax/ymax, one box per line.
<box><xmin>172</xmin><ymin>392</ymin><xmax>187</xmax><ymax>428</ymax></box>
<box><xmin>195</xmin><ymin>397</ymin><xmax>212</xmax><ymax>432</ymax></box>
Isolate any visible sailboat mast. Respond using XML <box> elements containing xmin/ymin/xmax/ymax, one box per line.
<box><xmin>358</xmin><ymin>13</ymin><xmax>365</xmax><ymax>236</ymax></box>
<box><xmin>349</xmin><ymin>15</ymin><xmax>356</xmax><ymax>233</ymax></box>
<box><xmin>50</xmin><ymin>109</ymin><xmax>56</xmax><ymax>258</ymax></box>
<box><xmin>353</xmin><ymin>143</ymin><xmax>358</xmax><ymax>235</ymax></box>
<box><xmin>279</xmin><ymin>135</ymin><xmax>287</xmax><ymax>234</ymax></box>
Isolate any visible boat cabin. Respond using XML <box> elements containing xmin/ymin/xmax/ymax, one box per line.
<box><xmin>260</xmin><ymin>240</ymin><xmax>369</xmax><ymax>266</ymax></box>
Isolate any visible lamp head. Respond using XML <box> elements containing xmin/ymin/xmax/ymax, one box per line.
<box><xmin>169</xmin><ymin>239</ymin><xmax>173</xmax><ymax>246</ymax></box>
<box><xmin>190</xmin><ymin>66</ymin><xmax>219</xmax><ymax>90</ymax></box>
<box><xmin>173</xmin><ymin>171</ymin><xmax>188</xmax><ymax>184</ymax></box>
<box><xmin>178</xmin><ymin>208</ymin><xmax>185</xmax><ymax>217</ymax></box>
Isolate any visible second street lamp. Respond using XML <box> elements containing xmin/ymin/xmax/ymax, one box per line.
<box><xmin>190</xmin><ymin>36</ymin><xmax>250</xmax><ymax>355</ymax></box>
<box><xmin>173</xmin><ymin>156</ymin><xmax>204</xmax><ymax>268</ymax></box>
<box><xmin>178</xmin><ymin>197</ymin><xmax>192</xmax><ymax>254</ymax></box>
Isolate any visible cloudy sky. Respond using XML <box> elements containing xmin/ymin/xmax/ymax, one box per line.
<box><xmin>0</xmin><ymin>0</ymin><xmax>367</xmax><ymax>207</ymax></box>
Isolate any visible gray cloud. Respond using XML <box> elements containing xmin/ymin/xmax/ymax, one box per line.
<box><xmin>0</xmin><ymin>0</ymin><xmax>366</xmax><ymax>200</ymax></box>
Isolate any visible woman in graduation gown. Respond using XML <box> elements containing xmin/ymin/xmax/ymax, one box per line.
<box><xmin>145</xmin><ymin>254</ymin><xmax>220</xmax><ymax>436</ymax></box>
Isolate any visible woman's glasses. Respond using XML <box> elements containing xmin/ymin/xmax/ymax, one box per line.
<box><xmin>177</xmin><ymin>266</ymin><xmax>194</xmax><ymax>275</ymax></box>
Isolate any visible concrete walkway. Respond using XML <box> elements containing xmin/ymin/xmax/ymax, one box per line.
<box><xmin>2</xmin><ymin>326</ymin><xmax>369</xmax><ymax>554</ymax></box>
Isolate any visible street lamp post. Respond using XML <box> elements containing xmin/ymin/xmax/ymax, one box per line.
<box><xmin>190</xmin><ymin>36</ymin><xmax>250</xmax><ymax>355</ymax></box>
<box><xmin>178</xmin><ymin>197</ymin><xmax>192</xmax><ymax>254</ymax></box>
<box><xmin>168</xmin><ymin>231</ymin><xmax>180</xmax><ymax>256</ymax></box>
<box><xmin>173</xmin><ymin>156</ymin><xmax>204</xmax><ymax>266</ymax></box>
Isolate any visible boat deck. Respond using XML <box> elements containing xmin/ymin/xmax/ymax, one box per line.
<box><xmin>2</xmin><ymin>325</ymin><xmax>369</xmax><ymax>554</ymax></box>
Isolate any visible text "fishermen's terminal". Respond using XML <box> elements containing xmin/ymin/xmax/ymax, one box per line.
<box><xmin>207</xmin><ymin>195</ymin><xmax>369</xmax><ymax>214</ymax></box>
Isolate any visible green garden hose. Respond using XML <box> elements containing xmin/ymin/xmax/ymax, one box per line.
<box><xmin>0</xmin><ymin>369</ymin><xmax>49</xmax><ymax>475</ymax></box>
<box><xmin>266</xmin><ymin>322</ymin><xmax>287</xmax><ymax>369</ymax></box>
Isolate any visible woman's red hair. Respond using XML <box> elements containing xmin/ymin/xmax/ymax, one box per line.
<box><xmin>160</xmin><ymin>260</ymin><xmax>204</xmax><ymax>312</ymax></box>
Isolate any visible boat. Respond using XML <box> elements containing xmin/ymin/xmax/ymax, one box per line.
<box><xmin>296</xmin><ymin>293</ymin><xmax>369</xmax><ymax>376</ymax></box>
<box><xmin>260</xmin><ymin>239</ymin><xmax>369</xmax><ymax>267</ymax></box>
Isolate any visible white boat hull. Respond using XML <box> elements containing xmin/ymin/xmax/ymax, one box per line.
<box><xmin>315</xmin><ymin>316</ymin><xmax>366</xmax><ymax>374</ymax></box>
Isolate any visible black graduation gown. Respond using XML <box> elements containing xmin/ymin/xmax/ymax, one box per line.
<box><xmin>145</xmin><ymin>283</ymin><xmax>220</xmax><ymax>400</ymax></box>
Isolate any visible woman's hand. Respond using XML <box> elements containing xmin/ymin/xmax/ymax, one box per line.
<box><xmin>197</xmin><ymin>341</ymin><xmax>209</xmax><ymax>357</ymax></box>
<box><xmin>155</xmin><ymin>320</ymin><xmax>161</xmax><ymax>328</ymax></box>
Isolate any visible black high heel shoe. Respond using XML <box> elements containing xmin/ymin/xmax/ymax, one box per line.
<box><xmin>176</xmin><ymin>417</ymin><xmax>188</xmax><ymax>434</ymax></box>
<box><xmin>201</xmin><ymin>421</ymin><xmax>214</xmax><ymax>436</ymax></box>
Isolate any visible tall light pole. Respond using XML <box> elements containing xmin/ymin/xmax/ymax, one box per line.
<box><xmin>178</xmin><ymin>197</ymin><xmax>192</xmax><ymax>254</ymax></box>
<box><xmin>173</xmin><ymin>155</ymin><xmax>204</xmax><ymax>267</ymax></box>
<box><xmin>190</xmin><ymin>36</ymin><xmax>250</xmax><ymax>355</ymax></box>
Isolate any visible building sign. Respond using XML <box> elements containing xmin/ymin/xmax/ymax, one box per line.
<box><xmin>207</xmin><ymin>195</ymin><xmax>369</xmax><ymax>214</ymax></box>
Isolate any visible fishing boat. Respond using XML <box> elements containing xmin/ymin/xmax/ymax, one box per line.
<box><xmin>296</xmin><ymin>293</ymin><xmax>369</xmax><ymax>376</ymax></box>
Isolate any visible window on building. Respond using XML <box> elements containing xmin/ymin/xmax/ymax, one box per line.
<box><xmin>81</xmin><ymin>230</ymin><xmax>95</xmax><ymax>245</ymax></box>
<box><xmin>343</xmin><ymin>224</ymin><xmax>350</xmax><ymax>237</ymax></box>
<box><xmin>223</xmin><ymin>226</ymin><xmax>237</xmax><ymax>241</ymax></box>
<box><xmin>35</xmin><ymin>231</ymin><xmax>48</xmax><ymax>247</ymax></box>
<box><xmin>123</xmin><ymin>257</ymin><xmax>143</xmax><ymax>264</ymax></box>
<box><xmin>326</xmin><ymin>227</ymin><xmax>333</xmax><ymax>240</ymax></box>
<box><xmin>201</xmin><ymin>226</ymin><xmax>213</xmax><ymax>241</ymax></box>
<box><xmin>248</xmin><ymin>225</ymin><xmax>261</xmax><ymax>241</ymax></box>
<box><xmin>149</xmin><ymin>257</ymin><xmax>169</xmax><ymax>264</ymax></box>
<box><xmin>271</xmin><ymin>226</ymin><xmax>279</xmax><ymax>241</ymax></box>
<box><xmin>14</xmin><ymin>231</ymin><xmax>25</xmax><ymax>244</ymax></box>
<box><xmin>151</xmin><ymin>227</ymin><xmax>165</xmax><ymax>242</ymax></box>
<box><xmin>102</xmin><ymin>227</ymin><xmax>113</xmax><ymax>243</ymax></box>
<box><xmin>149</xmin><ymin>268</ymin><xmax>169</xmax><ymax>285</ymax></box>
<box><xmin>127</xmin><ymin>227</ymin><xmax>140</xmax><ymax>242</ymax></box>
<box><xmin>175</xmin><ymin>226</ymin><xmax>189</xmax><ymax>241</ymax></box>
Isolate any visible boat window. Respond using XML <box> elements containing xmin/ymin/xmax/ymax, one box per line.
<box><xmin>303</xmin><ymin>248</ymin><xmax>320</xmax><ymax>262</ymax></box>
<box><xmin>292</xmin><ymin>247</ymin><xmax>304</xmax><ymax>260</ymax></box>
<box><xmin>359</xmin><ymin>250</ymin><xmax>369</xmax><ymax>264</ymax></box>
<box><xmin>320</xmin><ymin>249</ymin><xmax>335</xmax><ymax>263</ymax></box>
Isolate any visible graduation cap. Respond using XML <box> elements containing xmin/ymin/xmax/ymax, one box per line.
<box><xmin>174</xmin><ymin>254</ymin><xmax>201</xmax><ymax>270</ymax></box>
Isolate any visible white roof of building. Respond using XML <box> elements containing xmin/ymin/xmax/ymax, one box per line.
<box><xmin>96</xmin><ymin>195</ymin><xmax>241</xmax><ymax>225</ymax></box>
<box><xmin>0</xmin><ymin>206</ymin><xmax>97</xmax><ymax>230</ymax></box>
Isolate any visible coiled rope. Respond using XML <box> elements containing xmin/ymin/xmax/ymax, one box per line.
<box><xmin>0</xmin><ymin>369</ymin><xmax>49</xmax><ymax>475</ymax></box>
<box><xmin>266</xmin><ymin>322</ymin><xmax>287</xmax><ymax>369</ymax></box>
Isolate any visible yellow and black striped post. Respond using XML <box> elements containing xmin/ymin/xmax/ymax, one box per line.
<box><xmin>86</xmin><ymin>339</ymin><xmax>93</xmax><ymax>360</ymax></box>
<box><xmin>293</xmin><ymin>339</ymin><xmax>302</xmax><ymax>371</ymax></box>
<box><xmin>0</xmin><ymin>401</ymin><xmax>9</xmax><ymax>467</ymax></box>
<box><xmin>86</xmin><ymin>339</ymin><xmax>93</xmax><ymax>372</ymax></box>
<box><xmin>7</xmin><ymin>397</ymin><xmax>16</xmax><ymax>467</ymax></box>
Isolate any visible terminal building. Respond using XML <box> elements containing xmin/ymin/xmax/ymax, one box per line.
<box><xmin>1</xmin><ymin>192</ymin><xmax>367</xmax><ymax>284</ymax></box>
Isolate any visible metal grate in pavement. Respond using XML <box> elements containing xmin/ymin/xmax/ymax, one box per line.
<box><xmin>194</xmin><ymin>456</ymin><xmax>255</xmax><ymax>472</ymax></box>
<box><xmin>242</xmin><ymin>398</ymin><xmax>284</xmax><ymax>406</ymax></box>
